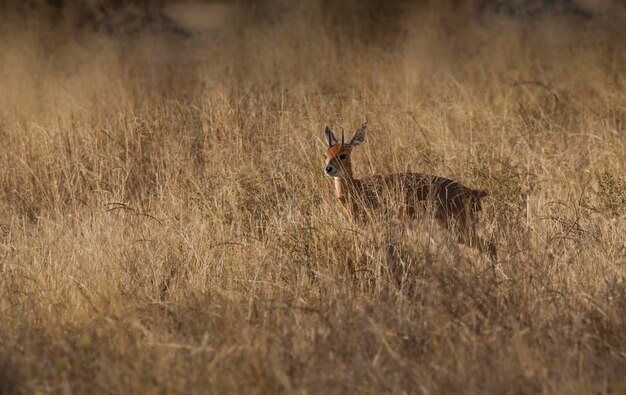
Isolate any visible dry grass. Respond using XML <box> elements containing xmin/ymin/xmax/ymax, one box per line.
<box><xmin>1</xmin><ymin>2</ymin><xmax>625</xmax><ymax>394</ymax></box>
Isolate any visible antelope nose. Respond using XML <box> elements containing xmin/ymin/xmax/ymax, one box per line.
<box><xmin>325</xmin><ymin>166</ymin><xmax>333</xmax><ymax>173</ymax></box>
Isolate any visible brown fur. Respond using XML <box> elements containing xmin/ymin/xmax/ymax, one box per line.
<box><xmin>324</xmin><ymin>125</ymin><xmax>496</xmax><ymax>258</ymax></box>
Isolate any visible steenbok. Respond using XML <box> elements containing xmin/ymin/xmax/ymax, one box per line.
<box><xmin>323</xmin><ymin>122</ymin><xmax>496</xmax><ymax>258</ymax></box>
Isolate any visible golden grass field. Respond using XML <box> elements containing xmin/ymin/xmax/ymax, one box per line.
<box><xmin>1</xmin><ymin>1</ymin><xmax>625</xmax><ymax>393</ymax></box>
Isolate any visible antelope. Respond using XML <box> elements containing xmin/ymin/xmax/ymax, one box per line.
<box><xmin>323</xmin><ymin>122</ymin><xmax>496</xmax><ymax>258</ymax></box>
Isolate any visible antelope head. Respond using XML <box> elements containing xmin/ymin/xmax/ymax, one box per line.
<box><xmin>323</xmin><ymin>122</ymin><xmax>367</xmax><ymax>179</ymax></box>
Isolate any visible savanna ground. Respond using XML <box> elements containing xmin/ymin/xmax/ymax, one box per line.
<box><xmin>1</xmin><ymin>1</ymin><xmax>625</xmax><ymax>393</ymax></box>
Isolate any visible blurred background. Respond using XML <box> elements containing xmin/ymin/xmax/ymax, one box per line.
<box><xmin>1</xmin><ymin>0</ymin><xmax>624</xmax><ymax>124</ymax></box>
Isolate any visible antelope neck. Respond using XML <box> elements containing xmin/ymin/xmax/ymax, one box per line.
<box><xmin>333</xmin><ymin>172</ymin><xmax>357</xmax><ymax>202</ymax></box>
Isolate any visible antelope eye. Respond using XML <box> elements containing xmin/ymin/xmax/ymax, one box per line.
<box><xmin>339</xmin><ymin>153</ymin><xmax>347</xmax><ymax>160</ymax></box>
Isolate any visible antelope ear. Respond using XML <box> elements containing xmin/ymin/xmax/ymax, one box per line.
<box><xmin>349</xmin><ymin>122</ymin><xmax>367</xmax><ymax>146</ymax></box>
<box><xmin>325</xmin><ymin>126</ymin><xmax>338</xmax><ymax>147</ymax></box>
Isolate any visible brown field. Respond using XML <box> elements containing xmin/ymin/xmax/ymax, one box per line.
<box><xmin>1</xmin><ymin>2</ymin><xmax>625</xmax><ymax>394</ymax></box>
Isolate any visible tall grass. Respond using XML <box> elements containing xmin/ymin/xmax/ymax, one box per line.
<box><xmin>1</xmin><ymin>2</ymin><xmax>625</xmax><ymax>393</ymax></box>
